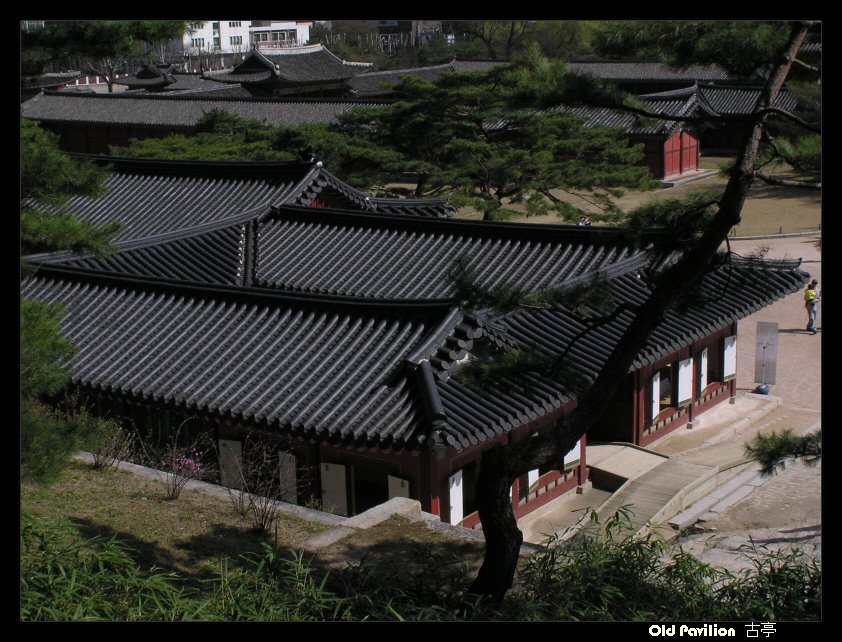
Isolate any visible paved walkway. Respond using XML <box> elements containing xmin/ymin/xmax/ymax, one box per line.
<box><xmin>519</xmin><ymin>234</ymin><xmax>822</xmax><ymax>547</ymax></box>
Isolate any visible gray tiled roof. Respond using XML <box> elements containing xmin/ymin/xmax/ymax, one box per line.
<box><xmin>561</xmin><ymin>98</ymin><xmax>696</xmax><ymax>137</ymax></box>
<box><xmin>204</xmin><ymin>69</ymin><xmax>275</xmax><ymax>84</ymax></box>
<box><xmin>434</xmin><ymin>254</ymin><xmax>809</xmax><ymax>447</ymax></box>
<box><xmin>36</xmin><ymin>206</ymin><xmax>635</xmax><ymax>298</ymax></box>
<box><xmin>293</xmin><ymin>168</ymin><xmax>454</xmax><ymax>218</ymax></box>
<box><xmin>37</xmin><ymin>157</ymin><xmax>320</xmax><ymax>243</ymax></box>
<box><xmin>23</xmin><ymin>222</ymin><xmax>809</xmax><ymax>451</ymax></box>
<box><xmin>157</xmin><ymin>73</ymin><xmax>243</xmax><ymax>93</ymax></box>
<box><xmin>22</xmin><ymin>274</ymin><xmax>436</xmax><ymax>448</ymax></box>
<box><xmin>160</xmin><ymin>84</ymin><xmax>254</xmax><ymax>98</ymax></box>
<box><xmin>253</xmin><ymin>208</ymin><xmax>636</xmax><ymax>299</ymax></box>
<box><xmin>569</xmin><ymin>61</ymin><xmax>731</xmax><ymax>82</ymax></box>
<box><xmin>206</xmin><ymin>45</ymin><xmax>372</xmax><ymax>85</ymax></box>
<box><xmin>21</xmin><ymin>91</ymin><xmax>383</xmax><ymax>128</ymax></box>
<box><xmin>29</xmin><ymin>157</ymin><xmax>453</xmax><ymax>245</ymax></box>
<box><xmin>451</xmin><ymin>59</ymin><xmax>507</xmax><ymax>72</ymax></box>
<box><xmin>640</xmin><ymin>84</ymin><xmax>799</xmax><ymax>115</ymax></box>
<box><xmin>44</xmin><ymin>222</ymin><xmax>247</xmax><ymax>285</ymax></box>
<box><xmin>115</xmin><ymin>65</ymin><xmax>174</xmax><ymax>89</ymax></box>
<box><xmin>349</xmin><ymin>59</ymin><xmax>507</xmax><ymax>96</ymax></box>
<box><xmin>24</xmin><ymin>178</ymin><xmax>810</xmax><ymax>453</ymax></box>
<box><xmin>22</xmin><ymin>71</ymin><xmax>82</xmax><ymax>90</ymax></box>
<box><xmin>349</xmin><ymin>63</ymin><xmax>455</xmax><ymax>95</ymax></box>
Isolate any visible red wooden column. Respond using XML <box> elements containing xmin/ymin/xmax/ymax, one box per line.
<box><xmin>633</xmin><ymin>368</ymin><xmax>648</xmax><ymax>444</ymax></box>
<box><xmin>420</xmin><ymin>449</ymin><xmax>443</xmax><ymax>518</ymax></box>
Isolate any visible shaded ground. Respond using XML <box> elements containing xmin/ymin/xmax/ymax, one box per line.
<box><xmin>20</xmin><ymin>462</ymin><xmax>326</xmax><ymax>583</ymax></box>
<box><xmin>312</xmin><ymin>515</ymin><xmax>486</xmax><ymax>598</ymax></box>
<box><xmin>20</xmin><ymin>461</ymin><xmax>486</xmax><ymax>594</ymax></box>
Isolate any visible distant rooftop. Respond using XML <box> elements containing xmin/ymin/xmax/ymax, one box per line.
<box><xmin>204</xmin><ymin>45</ymin><xmax>372</xmax><ymax>86</ymax></box>
<box><xmin>22</xmin><ymin>91</ymin><xmax>385</xmax><ymax>128</ymax></box>
<box><xmin>568</xmin><ymin>60</ymin><xmax>731</xmax><ymax>82</ymax></box>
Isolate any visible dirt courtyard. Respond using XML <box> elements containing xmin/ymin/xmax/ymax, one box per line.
<box><xmin>455</xmin><ymin>156</ymin><xmax>821</xmax><ymax>238</ymax></box>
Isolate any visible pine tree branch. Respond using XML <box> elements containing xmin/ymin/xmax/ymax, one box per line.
<box><xmin>546</xmin><ymin>301</ymin><xmax>637</xmax><ymax>376</ymax></box>
<box><xmin>760</xmin><ymin>131</ymin><xmax>818</xmax><ymax>177</ymax></box>
<box><xmin>753</xmin><ymin>171</ymin><xmax>821</xmax><ymax>189</ymax></box>
<box><xmin>586</xmin><ymin>102</ymin><xmax>820</xmax><ymax>135</ymax></box>
<box><xmin>496</xmin><ymin>183</ymin><xmax>522</xmax><ymax>199</ymax></box>
<box><xmin>538</xmin><ymin>188</ymin><xmax>607</xmax><ymax>214</ymax></box>
<box><xmin>754</xmin><ymin>107</ymin><xmax>821</xmax><ymax>134</ymax></box>
<box><xmin>792</xmin><ymin>58</ymin><xmax>820</xmax><ymax>73</ymax></box>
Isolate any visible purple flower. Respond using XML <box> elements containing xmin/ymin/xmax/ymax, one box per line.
<box><xmin>173</xmin><ymin>452</ymin><xmax>205</xmax><ymax>478</ymax></box>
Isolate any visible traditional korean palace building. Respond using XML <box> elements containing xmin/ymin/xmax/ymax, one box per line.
<box><xmin>21</xmin><ymin>157</ymin><xmax>808</xmax><ymax>526</ymax></box>
<box><xmin>202</xmin><ymin>44</ymin><xmax>373</xmax><ymax>97</ymax></box>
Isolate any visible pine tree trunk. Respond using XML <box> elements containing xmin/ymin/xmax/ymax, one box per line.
<box><xmin>468</xmin><ymin>446</ymin><xmax>522</xmax><ymax>601</ymax></box>
<box><xmin>467</xmin><ymin>21</ymin><xmax>811</xmax><ymax>602</ymax></box>
<box><xmin>414</xmin><ymin>174</ymin><xmax>429</xmax><ymax>197</ymax></box>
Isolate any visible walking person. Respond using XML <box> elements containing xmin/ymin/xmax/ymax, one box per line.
<box><xmin>804</xmin><ymin>279</ymin><xmax>820</xmax><ymax>334</ymax></box>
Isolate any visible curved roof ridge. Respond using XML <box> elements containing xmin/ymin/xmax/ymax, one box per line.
<box><xmin>730</xmin><ymin>253</ymin><xmax>803</xmax><ymax>270</ymax></box>
<box><xmin>260</xmin><ymin>43</ymin><xmax>325</xmax><ymax>56</ymax></box>
<box><xmin>269</xmin><ymin>202</ymin><xmax>652</xmax><ymax>242</ymax></box>
<box><xmin>26</xmin><ymin>264</ymin><xmax>459</xmax><ymax>311</ymax></box>
<box><xmin>73</xmin><ymin>153</ymin><xmax>318</xmax><ymax>175</ymax></box>
<box><xmin>26</xmin><ymin>203</ymin><xmax>270</xmax><ymax>265</ymax></box>
<box><xmin>32</xmin><ymin>89</ymin><xmax>386</xmax><ymax>104</ymax></box>
<box><xmin>358</xmin><ymin>62</ymin><xmax>455</xmax><ymax>77</ymax></box>
<box><xmin>369</xmin><ymin>195</ymin><xmax>451</xmax><ymax>206</ymax></box>
<box><xmin>405</xmin><ymin>307</ymin><xmax>465</xmax><ymax>365</ymax></box>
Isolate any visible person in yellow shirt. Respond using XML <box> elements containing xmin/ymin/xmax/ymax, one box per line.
<box><xmin>804</xmin><ymin>279</ymin><xmax>820</xmax><ymax>334</ymax></box>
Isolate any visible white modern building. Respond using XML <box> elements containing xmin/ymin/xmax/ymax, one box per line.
<box><xmin>183</xmin><ymin>21</ymin><xmax>313</xmax><ymax>56</ymax></box>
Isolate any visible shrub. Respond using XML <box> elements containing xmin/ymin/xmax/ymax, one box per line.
<box><xmin>504</xmin><ymin>507</ymin><xmax>821</xmax><ymax>621</ymax></box>
<box><xmin>223</xmin><ymin>437</ymin><xmax>306</xmax><ymax>532</ymax></box>
<box><xmin>132</xmin><ymin>418</ymin><xmax>214</xmax><ymax>500</ymax></box>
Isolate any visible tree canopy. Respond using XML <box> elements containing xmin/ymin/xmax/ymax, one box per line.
<box><xmin>21</xmin><ymin>21</ymin><xmax>189</xmax><ymax>91</ymax></box>
<box><xmin>444</xmin><ymin>20</ymin><xmax>597</xmax><ymax>61</ymax></box>
<box><xmin>21</xmin><ymin>119</ymin><xmax>119</xmax><ymax>257</ymax></box>
<box><xmin>336</xmin><ymin>48</ymin><xmax>656</xmax><ymax>219</ymax></box>
<box><xmin>21</xmin><ymin>119</ymin><xmax>121</xmax><ymax>482</ymax></box>
<box><xmin>745</xmin><ymin>429</ymin><xmax>822</xmax><ymax>476</ymax></box>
